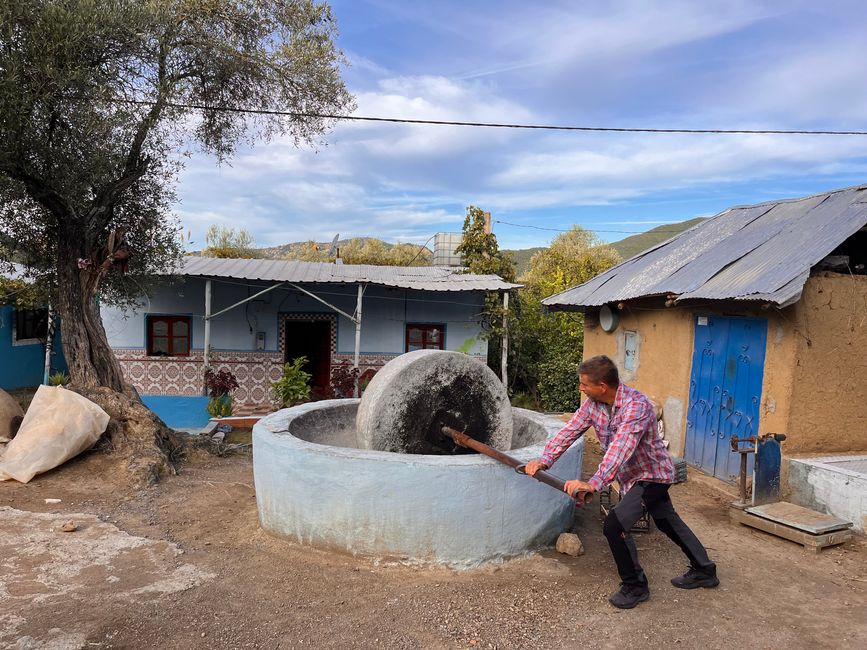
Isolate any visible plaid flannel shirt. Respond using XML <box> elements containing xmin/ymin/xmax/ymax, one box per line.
<box><xmin>539</xmin><ymin>383</ymin><xmax>674</xmax><ymax>494</ymax></box>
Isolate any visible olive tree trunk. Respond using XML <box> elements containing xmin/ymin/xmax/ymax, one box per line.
<box><xmin>55</xmin><ymin>249</ymin><xmax>182</xmax><ymax>486</ymax></box>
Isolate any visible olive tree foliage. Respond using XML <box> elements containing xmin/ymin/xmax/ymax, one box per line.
<box><xmin>0</xmin><ymin>0</ymin><xmax>353</xmax><ymax>394</ymax></box>
<box><xmin>201</xmin><ymin>224</ymin><xmax>258</xmax><ymax>258</ymax></box>
<box><xmin>509</xmin><ymin>227</ymin><xmax>620</xmax><ymax>411</ymax></box>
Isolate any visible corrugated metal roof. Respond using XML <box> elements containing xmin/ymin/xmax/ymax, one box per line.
<box><xmin>168</xmin><ymin>256</ymin><xmax>521</xmax><ymax>292</ymax></box>
<box><xmin>543</xmin><ymin>185</ymin><xmax>867</xmax><ymax>310</ymax></box>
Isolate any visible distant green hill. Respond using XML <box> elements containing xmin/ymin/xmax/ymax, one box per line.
<box><xmin>255</xmin><ymin>238</ymin><xmax>357</xmax><ymax>259</ymax></box>
<box><xmin>503</xmin><ymin>247</ymin><xmax>545</xmax><ymax>277</ymax></box>
<box><xmin>609</xmin><ymin>217</ymin><xmax>705</xmax><ymax>260</ymax></box>
<box><xmin>200</xmin><ymin>218</ymin><xmax>704</xmax><ymax>271</ymax></box>
<box><xmin>228</xmin><ymin>237</ymin><xmax>427</xmax><ymax>260</ymax></box>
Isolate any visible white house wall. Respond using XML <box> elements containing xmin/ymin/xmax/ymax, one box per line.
<box><xmin>101</xmin><ymin>277</ymin><xmax>490</xmax><ymax>405</ymax></box>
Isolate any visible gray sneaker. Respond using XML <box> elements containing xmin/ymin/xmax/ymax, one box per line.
<box><xmin>671</xmin><ymin>566</ymin><xmax>719</xmax><ymax>589</ymax></box>
<box><xmin>608</xmin><ymin>583</ymin><xmax>650</xmax><ymax>609</ymax></box>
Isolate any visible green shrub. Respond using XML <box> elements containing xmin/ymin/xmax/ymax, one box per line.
<box><xmin>537</xmin><ymin>352</ymin><xmax>581</xmax><ymax>412</ymax></box>
<box><xmin>207</xmin><ymin>394</ymin><xmax>233</xmax><ymax>418</ymax></box>
<box><xmin>48</xmin><ymin>371</ymin><xmax>70</xmax><ymax>386</ymax></box>
<box><xmin>271</xmin><ymin>356</ymin><xmax>312</xmax><ymax>407</ymax></box>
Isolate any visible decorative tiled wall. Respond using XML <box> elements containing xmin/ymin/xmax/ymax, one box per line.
<box><xmin>113</xmin><ymin>347</ymin><xmax>445</xmax><ymax>406</ymax></box>
<box><xmin>114</xmin><ymin>348</ymin><xmax>283</xmax><ymax>405</ymax></box>
<box><xmin>115</xmin><ymin>309</ymin><xmax>488</xmax><ymax>406</ymax></box>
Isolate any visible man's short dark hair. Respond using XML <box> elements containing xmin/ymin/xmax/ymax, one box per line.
<box><xmin>578</xmin><ymin>355</ymin><xmax>620</xmax><ymax>387</ymax></box>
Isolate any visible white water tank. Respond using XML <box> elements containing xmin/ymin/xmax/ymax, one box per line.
<box><xmin>433</xmin><ymin>232</ymin><xmax>463</xmax><ymax>267</ymax></box>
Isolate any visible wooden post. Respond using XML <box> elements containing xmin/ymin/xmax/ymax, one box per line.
<box><xmin>203</xmin><ymin>279</ymin><xmax>212</xmax><ymax>395</ymax></box>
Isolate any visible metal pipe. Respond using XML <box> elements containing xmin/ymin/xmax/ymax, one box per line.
<box><xmin>286</xmin><ymin>282</ymin><xmax>357</xmax><ymax>323</ymax></box>
<box><xmin>441</xmin><ymin>425</ymin><xmax>592</xmax><ymax>504</ymax></box>
<box><xmin>206</xmin><ymin>281</ymin><xmax>285</xmax><ymax>321</ymax></box>
<box><xmin>42</xmin><ymin>302</ymin><xmax>54</xmax><ymax>385</ymax></box>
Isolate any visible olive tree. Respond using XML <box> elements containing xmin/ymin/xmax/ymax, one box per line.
<box><xmin>0</xmin><ymin>0</ymin><xmax>353</xmax><ymax>483</ymax></box>
<box><xmin>510</xmin><ymin>227</ymin><xmax>620</xmax><ymax>410</ymax></box>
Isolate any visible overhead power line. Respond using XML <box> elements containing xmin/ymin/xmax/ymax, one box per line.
<box><xmin>116</xmin><ymin>98</ymin><xmax>867</xmax><ymax>136</ymax></box>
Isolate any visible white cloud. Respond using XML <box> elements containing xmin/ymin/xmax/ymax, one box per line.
<box><xmin>488</xmin><ymin>133</ymin><xmax>867</xmax><ymax>208</ymax></box>
<box><xmin>456</xmin><ymin>0</ymin><xmax>774</xmax><ymax>80</ymax></box>
<box><xmin>172</xmin><ymin>2</ymin><xmax>867</xmax><ymax>251</ymax></box>
<box><xmin>371</xmin><ymin>207</ymin><xmax>457</xmax><ymax>226</ymax></box>
<box><xmin>272</xmin><ymin>181</ymin><xmax>367</xmax><ymax>214</ymax></box>
<box><xmin>727</xmin><ymin>36</ymin><xmax>867</xmax><ymax>123</ymax></box>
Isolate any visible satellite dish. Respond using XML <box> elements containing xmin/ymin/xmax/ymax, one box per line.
<box><xmin>327</xmin><ymin>233</ymin><xmax>339</xmax><ymax>257</ymax></box>
<box><xmin>599</xmin><ymin>304</ymin><xmax>620</xmax><ymax>333</ymax></box>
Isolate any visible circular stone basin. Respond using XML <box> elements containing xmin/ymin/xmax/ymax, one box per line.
<box><xmin>253</xmin><ymin>399</ymin><xmax>584</xmax><ymax>568</ymax></box>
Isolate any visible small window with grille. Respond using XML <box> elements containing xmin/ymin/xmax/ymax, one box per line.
<box><xmin>13</xmin><ymin>308</ymin><xmax>48</xmax><ymax>345</ymax></box>
<box><xmin>146</xmin><ymin>315</ymin><xmax>191</xmax><ymax>356</ymax></box>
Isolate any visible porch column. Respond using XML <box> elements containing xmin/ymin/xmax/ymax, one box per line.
<box><xmin>353</xmin><ymin>283</ymin><xmax>363</xmax><ymax>397</ymax></box>
<box><xmin>501</xmin><ymin>291</ymin><xmax>509</xmax><ymax>386</ymax></box>
<box><xmin>203</xmin><ymin>279</ymin><xmax>212</xmax><ymax>395</ymax></box>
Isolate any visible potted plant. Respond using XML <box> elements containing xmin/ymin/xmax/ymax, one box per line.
<box><xmin>271</xmin><ymin>356</ymin><xmax>312</xmax><ymax>407</ymax></box>
<box><xmin>204</xmin><ymin>368</ymin><xmax>239</xmax><ymax>418</ymax></box>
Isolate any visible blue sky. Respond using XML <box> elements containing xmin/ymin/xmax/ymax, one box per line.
<box><xmin>176</xmin><ymin>0</ymin><xmax>867</xmax><ymax>251</ymax></box>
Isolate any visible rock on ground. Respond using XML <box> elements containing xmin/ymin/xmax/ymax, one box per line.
<box><xmin>555</xmin><ymin>532</ymin><xmax>585</xmax><ymax>556</ymax></box>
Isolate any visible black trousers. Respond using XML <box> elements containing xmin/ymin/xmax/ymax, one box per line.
<box><xmin>602</xmin><ymin>481</ymin><xmax>715</xmax><ymax>587</ymax></box>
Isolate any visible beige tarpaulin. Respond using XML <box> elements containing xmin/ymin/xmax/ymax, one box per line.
<box><xmin>0</xmin><ymin>385</ymin><xmax>109</xmax><ymax>483</ymax></box>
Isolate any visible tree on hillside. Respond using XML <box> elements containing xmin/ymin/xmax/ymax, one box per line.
<box><xmin>340</xmin><ymin>238</ymin><xmax>389</xmax><ymax>265</ymax></box>
<box><xmin>522</xmin><ymin>227</ymin><xmax>620</xmax><ymax>297</ymax></box>
<box><xmin>202</xmin><ymin>225</ymin><xmax>257</xmax><ymax>259</ymax></box>
<box><xmin>0</xmin><ymin>0</ymin><xmax>353</xmax><ymax>484</ymax></box>
<box><xmin>287</xmin><ymin>241</ymin><xmax>332</xmax><ymax>262</ymax></box>
<box><xmin>386</xmin><ymin>242</ymin><xmax>431</xmax><ymax>266</ymax></box>
<box><xmin>282</xmin><ymin>237</ymin><xmax>432</xmax><ymax>266</ymax></box>
<box><xmin>510</xmin><ymin>227</ymin><xmax>620</xmax><ymax>410</ymax></box>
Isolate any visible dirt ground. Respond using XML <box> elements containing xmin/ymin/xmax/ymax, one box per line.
<box><xmin>1</xmin><ymin>437</ymin><xmax>866</xmax><ymax>650</ymax></box>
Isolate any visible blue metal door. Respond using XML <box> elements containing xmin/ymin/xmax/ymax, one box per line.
<box><xmin>685</xmin><ymin>316</ymin><xmax>767</xmax><ymax>482</ymax></box>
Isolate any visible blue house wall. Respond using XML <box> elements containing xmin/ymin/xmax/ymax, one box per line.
<box><xmin>0</xmin><ymin>305</ymin><xmax>68</xmax><ymax>390</ymax></box>
<box><xmin>100</xmin><ymin>276</ymin><xmax>493</xmax><ymax>423</ymax></box>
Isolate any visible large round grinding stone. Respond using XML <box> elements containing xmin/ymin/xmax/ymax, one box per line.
<box><xmin>356</xmin><ymin>350</ymin><xmax>513</xmax><ymax>454</ymax></box>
